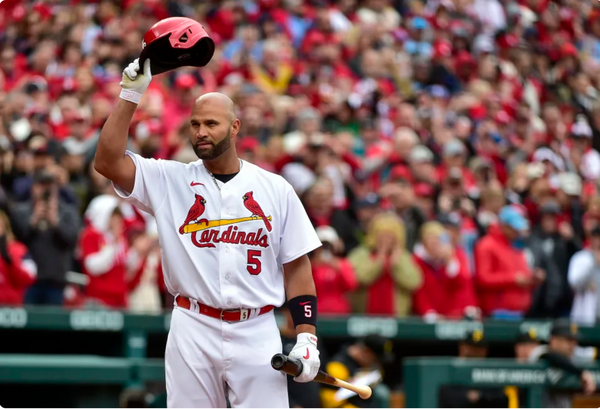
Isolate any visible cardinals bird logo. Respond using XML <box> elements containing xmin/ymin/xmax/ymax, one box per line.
<box><xmin>243</xmin><ymin>192</ymin><xmax>272</xmax><ymax>232</ymax></box>
<box><xmin>179</xmin><ymin>194</ymin><xmax>208</xmax><ymax>234</ymax></box>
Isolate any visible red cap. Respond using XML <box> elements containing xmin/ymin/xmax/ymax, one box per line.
<box><xmin>497</xmin><ymin>33</ymin><xmax>519</xmax><ymax>49</ymax></box>
<box><xmin>469</xmin><ymin>105</ymin><xmax>487</xmax><ymax>121</ymax></box>
<box><xmin>238</xmin><ymin>137</ymin><xmax>260</xmax><ymax>152</ymax></box>
<box><xmin>175</xmin><ymin>74</ymin><xmax>196</xmax><ymax>90</ymax></box>
<box><xmin>433</xmin><ymin>40</ymin><xmax>453</xmax><ymax>59</ymax></box>
<box><xmin>495</xmin><ymin>110</ymin><xmax>511</xmax><ymax>125</ymax></box>
<box><xmin>389</xmin><ymin>165</ymin><xmax>413</xmax><ymax>183</ymax></box>
<box><xmin>560</xmin><ymin>42</ymin><xmax>578</xmax><ymax>58</ymax></box>
<box><xmin>414</xmin><ymin>182</ymin><xmax>435</xmax><ymax>198</ymax></box>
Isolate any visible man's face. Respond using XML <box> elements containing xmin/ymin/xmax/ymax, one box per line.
<box><xmin>590</xmin><ymin>235</ymin><xmax>600</xmax><ymax>251</ymax></box>
<box><xmin>501</xmin><ymin>224</ymin><xmax>522</xmax><ymax>241</ymax></box>
<box><xmin>541</xmin><ymin>213</ymin><xmax>558</xmax><ymax>234</ymax></box>
<box><xmin>515</xmin><ymin>342</ymin><xmax>540</xmax><ymax>362</ymax></box>
<box><xmin>356</xmin><ymin>206</ymin><xmax>380</xmax><ymax>226</ymax></box>
<box><xmin>549</xmin><ymin>336</ymin><xmax>577</xmax><ymax>357</ymax></box>
<box><xmin>459</xmin><ymin>343</ymin><xmax>488</xmax><ymax>358</ymax></box>
<box><xmin>189</xmin><ymin>100</ymin><xmax>239</xmax><ymax>161</ymax></box>
<box><xmin>444</xmin><ymin>153</ymin><xmax>465</xmax><ymax>168</ymax></box>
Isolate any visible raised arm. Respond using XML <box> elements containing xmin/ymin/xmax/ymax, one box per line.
<box><xmin>94</xmin><ymin>59</ymin><xmax>152</xmax><ymax>194</ymax></box>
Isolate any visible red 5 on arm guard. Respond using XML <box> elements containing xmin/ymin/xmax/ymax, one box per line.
<box><xmin>288</xmin><ymin>295</ymin><xmax>318</xmax><ymax>328</ymax></box>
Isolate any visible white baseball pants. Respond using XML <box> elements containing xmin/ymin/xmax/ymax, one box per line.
<box><xmin>165</xmin><ymin>306</ymin><xmax>289</xmax><ymax>408</ymax></box>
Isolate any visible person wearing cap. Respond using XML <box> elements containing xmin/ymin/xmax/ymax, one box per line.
<box><xmin>438</xmin><ymin>139</ymin><xmax>476</xmax><ymax>191</ymax></box>
<box><xmin>527</xmin><ymin>319</ymin><xmax>596</xmax><ymax>407</ymax></box>
<box><xmin>302</xmin><ymin>178</ymin><xmax>356</xmax><ymax>255</ymax></box>
<box><xmin>474</xmin><ymin>186</ymin><xmax>505</xmax><ymax>237</ymax></box>
<box><xmin>408</xmin><ymin>145</ymin><xmax>437</xmax><ymax>186</ymax></box>
<box><xmin>474</xmin><ymin>205</ymin><xmax>545</xmax><ymax>317</ymax></box>
<box><xmin>504</xmin><ymin>329</ymin><xmax>543</xmax><ymax>408</ymax></box>
<box><xmin>526</xmin><ymin>200</ymin><xmax>580</xmax><ymax>318</ymax></box>
<box><xmin>438</xmin><ymin>211</ymin><xmax>477</xmax><ymax>273</ymax></box>
<box><xmin>554</xmin><ymin>171</ymin><xmax>586</xmax><ymax>241</ymax></box>
<box><xmin>439</xmin><ymin>330</ymin><xmax>510</xmax><ymax>408</ymax></box>
<box><xmin>11</xmin><ymin>171</ymin><xmax>81</xmax><ymax>306</ymax></box>
<box><xmin>310</xmin><ymin>226</ymin><xmax>358</xmax><ymax>315</ymax></box>
<box><xmin>515</xmin><ymin>327</ymin><xmax>542</xmax><ymax>362</ymax></box>
<box><xmin>412</xmin><ymin>222</ymin><xmax>479</xmax><ymax>321</ymax></box>
<box><xmin>568</xmin><ymin>226</ymin><xmax>600</xmax><ymax>325</ymax></box>
<box><xmin>349</xmin><ymin>193</ymin><xmax>382</xmax><ymax>252</ymax></box>
<box><xmin>320</xmin><ymin>333</ymin><xmax>393</xmax><ymax>408</ymax></box>
<box><xmin>567</xmin><ymin>115</ymin><xmax>600</xmax><ymax>182</ymax></box>
<box><xmin>347</xmin><ymin>213</ymin><xmax>422</xmax><ymax>318</ymax></box>
<box><xmin>379</xmin><ymin>177</ymin><xmax>427</xmax><ymax>252</ymax></box>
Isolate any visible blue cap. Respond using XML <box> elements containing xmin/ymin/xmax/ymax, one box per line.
<box><xmin>428</xmin><ymin>85</ymin><xmax>449</xmax><ymax>99</ymax></box>
<box><xmin>411</xmin><ymin>17</ymin><xmax>428</xmax><ymax>30</ymax></box>
<box><xmin>499</xmin><ymin>206</ymin><xmax>529</xmax><ymax>231</ymax></box>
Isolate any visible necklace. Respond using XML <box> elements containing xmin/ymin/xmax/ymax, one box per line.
<box><xmin>206</xmin><ymin>159</ymin><xmax>243</xmax><ymax>191</ymax></box>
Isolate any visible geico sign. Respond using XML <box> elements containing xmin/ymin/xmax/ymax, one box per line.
<box><xmin>69</xmin><ymin>310</ymin><xmax>124</xmax><ymax>331</ymax></box>
<box><xmin>0</xmin><ymin>308</ymin><xmax>27</xmax><ymax>328</ymax></box>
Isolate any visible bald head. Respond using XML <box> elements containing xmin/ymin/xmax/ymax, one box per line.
<box><xmin>195</xmin><ymin>92</ymin><xmax>237</xmax><ymax>122</ymax></box>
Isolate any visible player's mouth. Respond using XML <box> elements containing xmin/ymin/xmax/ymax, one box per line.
<box><xmin>195</xmin><ymin>141</ymin><xmax>213</xmax><ymax>148</ymax></box>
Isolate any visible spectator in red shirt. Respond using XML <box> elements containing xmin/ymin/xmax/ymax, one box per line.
<box><xmin>475</xmin><ymin>205</ymin><xmax>546</xmax><ymax>318</ymax></box>
<box><xmin>412</xmin><ymin>221</ymin><xmax>478</xmax><ymax>321</ymax></box>
<box><xmin>79</xmin><ymin>195</ymin><xmax>145</xmax><ymax>309</ymax></box>
<box><xmin>311</xmin><ymin>226</ymin><xmax>358</xmax><ymax>315</ymax></box>
<box><xmin>348</xmin><ymin>213</ymin><xmax>422</xmax><ymax>317</ymax></box>
<box><xmin>0</xmin><ymin>210</ymin><xmax>36</xmax><ymax>306</ymax></box>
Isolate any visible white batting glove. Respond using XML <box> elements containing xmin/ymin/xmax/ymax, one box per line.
<box><xmin>288</xmin><ymin>332</ymin><xmax>320</xmax><ymax>383</ymax></box>
<box><xmin>119</xmin><ymin>58</ymin><xmax>152</xmax><ymax>105</ymax></box>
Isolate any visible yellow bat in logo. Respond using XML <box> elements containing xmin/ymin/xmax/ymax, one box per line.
<box><xmin>183</xmin><ymin>216</ymin><xmax>273</xmax><ymax>234</ymax></box>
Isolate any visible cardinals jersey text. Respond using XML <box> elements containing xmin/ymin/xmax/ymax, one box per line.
<box><xmin>114</xmin><ymin>151</ymin><xmax>321</xmax><ymax>309</ymax></box>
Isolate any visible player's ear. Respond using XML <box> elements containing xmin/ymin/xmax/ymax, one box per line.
<box><xmin>231</xmin><ymin>118</ymin><xmax>241</xmax><ymax>138</ymax></box>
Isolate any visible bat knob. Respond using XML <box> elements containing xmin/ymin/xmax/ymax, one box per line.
<box><xmin>359</xmin><ymin>386</ymin><xmax>373</xmax><ymax>400</ymax></box>
<box><xmin>271</xmin><ymin>354</ymin><xmax>285</xmax><ymax>370</ymax></box>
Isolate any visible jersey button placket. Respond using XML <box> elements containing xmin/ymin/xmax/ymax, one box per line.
<box><xmin>219</xmin><ymin>189</ymin><xmax>236</xmax><ymax>311</ymax></box>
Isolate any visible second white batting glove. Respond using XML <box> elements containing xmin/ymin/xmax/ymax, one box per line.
<box><xmin>119</xmin><ymin>58</ymin><xmax>152</xmax><ymax>105</ymax></box>
<box><xmin>288</xmin><ymin>332</ymin><xmax>320</xmax><ymax>383</ymax></box>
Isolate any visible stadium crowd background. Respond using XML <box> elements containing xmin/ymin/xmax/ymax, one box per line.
<box><xmin>2</xmin><ymin>0</ymin><xmax>600</xmax><ymax>326</ymax></box>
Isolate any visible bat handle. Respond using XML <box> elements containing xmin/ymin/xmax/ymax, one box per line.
<box><xmin>271</xmin><ymin>353</ymin><xmax>303</xmax><ymax>377</ymax></box>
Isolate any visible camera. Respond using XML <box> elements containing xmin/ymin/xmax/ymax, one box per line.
<box><xmin>41</xmin><ymin>189</ymin><xmax>52</xmax><ymax>202</ymax></box>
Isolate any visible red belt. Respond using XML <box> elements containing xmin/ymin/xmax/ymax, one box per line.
<box><xmin>176</xmin><ymin>296</ymin><xmax>274</xmax><ymax>322</ymax></box>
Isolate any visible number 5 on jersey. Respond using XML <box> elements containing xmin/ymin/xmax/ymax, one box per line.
<box><xmin>247</xmin><ymin>250</ymin><xmax>262</xmax><ymax>275</ymax></box>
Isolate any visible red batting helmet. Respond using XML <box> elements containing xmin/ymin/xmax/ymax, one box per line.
<box><xmin>139</xmin><ymin>17</ymin><xmax>215</xmax><ymax>75</ymax></box>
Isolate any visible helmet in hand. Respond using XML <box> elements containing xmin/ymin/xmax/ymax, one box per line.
<box><xmin>139</xmin><ymin>17</ymin><xmax>215</xmax><ymax>75</ymax></box>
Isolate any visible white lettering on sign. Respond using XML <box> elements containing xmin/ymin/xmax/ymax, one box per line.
<box><xmin>546</xmin><ymin>368</ymin><xmax>564</xmax><ymax>384</ymax></box>
<box><xmin>472</xmin><ymin>369</ymin><xmax>546</xmax><ymax>384</ymax></box>
<box><xmin>70</xmin><ymin>310</ymin><xmax>124</xmax><ymax>331</ymax></box>
<box><xmin>0</xmin><ymin>308</ymin><xmax>27</xmax><ymax>328</ymax></box>
<box><xmin>435</xmin><ymin>321</ymin><xmax>483</xmax><ymax>340</ymax></box>
<box><xmin>519</xmin><ymin>321</ymin><xmax>552</xmax><ymax>341</ymax></box>
<box><xmin>347</xmin><ymin>317</ymin><xmax>398</xmax><ymax>338</ymax></box>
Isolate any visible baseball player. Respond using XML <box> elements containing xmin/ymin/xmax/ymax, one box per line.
<box><xmin>94</xmin><ymin>58</ymin><xmax>322</xmax><ymax>408</ymax></box>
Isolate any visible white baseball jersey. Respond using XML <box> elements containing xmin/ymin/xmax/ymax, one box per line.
<box><xmin>114</xmin><ymin>150</ymin><xmax>322</xmax><ymax>310</ymax></box>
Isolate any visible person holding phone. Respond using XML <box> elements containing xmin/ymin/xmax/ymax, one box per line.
<box><xmin>11</xmin><ymin>171</ymin><xmax>81</xmax><ymax>306</ymax></box>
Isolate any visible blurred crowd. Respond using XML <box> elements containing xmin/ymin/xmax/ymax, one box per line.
<box><xmin>3</xmin><ymin>0</ymin><xmax>600</xmax><ymax>323</ymax></box>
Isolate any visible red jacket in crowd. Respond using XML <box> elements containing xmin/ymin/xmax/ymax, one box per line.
<box><xmin>79</xmin><ymin>227</ymin><xmax>129</xmax><ymax>309</ymax></box>
<box><xmin>412</xmin><ymin>245</ymin><xmax>477</xmax><ymax>318</ymax></box>
<box><xmin>312</xmin><ymin>258</ymin><xmax>357</xmax><ymax>315</ymax></box>
<box><xmin>0</xmin><ymin>241</ymin><xmax>36</xmax><ymax>305</ymax></box>
<box><xmin>474</xmin><ymin>224</ymin><xmax>533</xmax><ymax>315</ymax></box>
